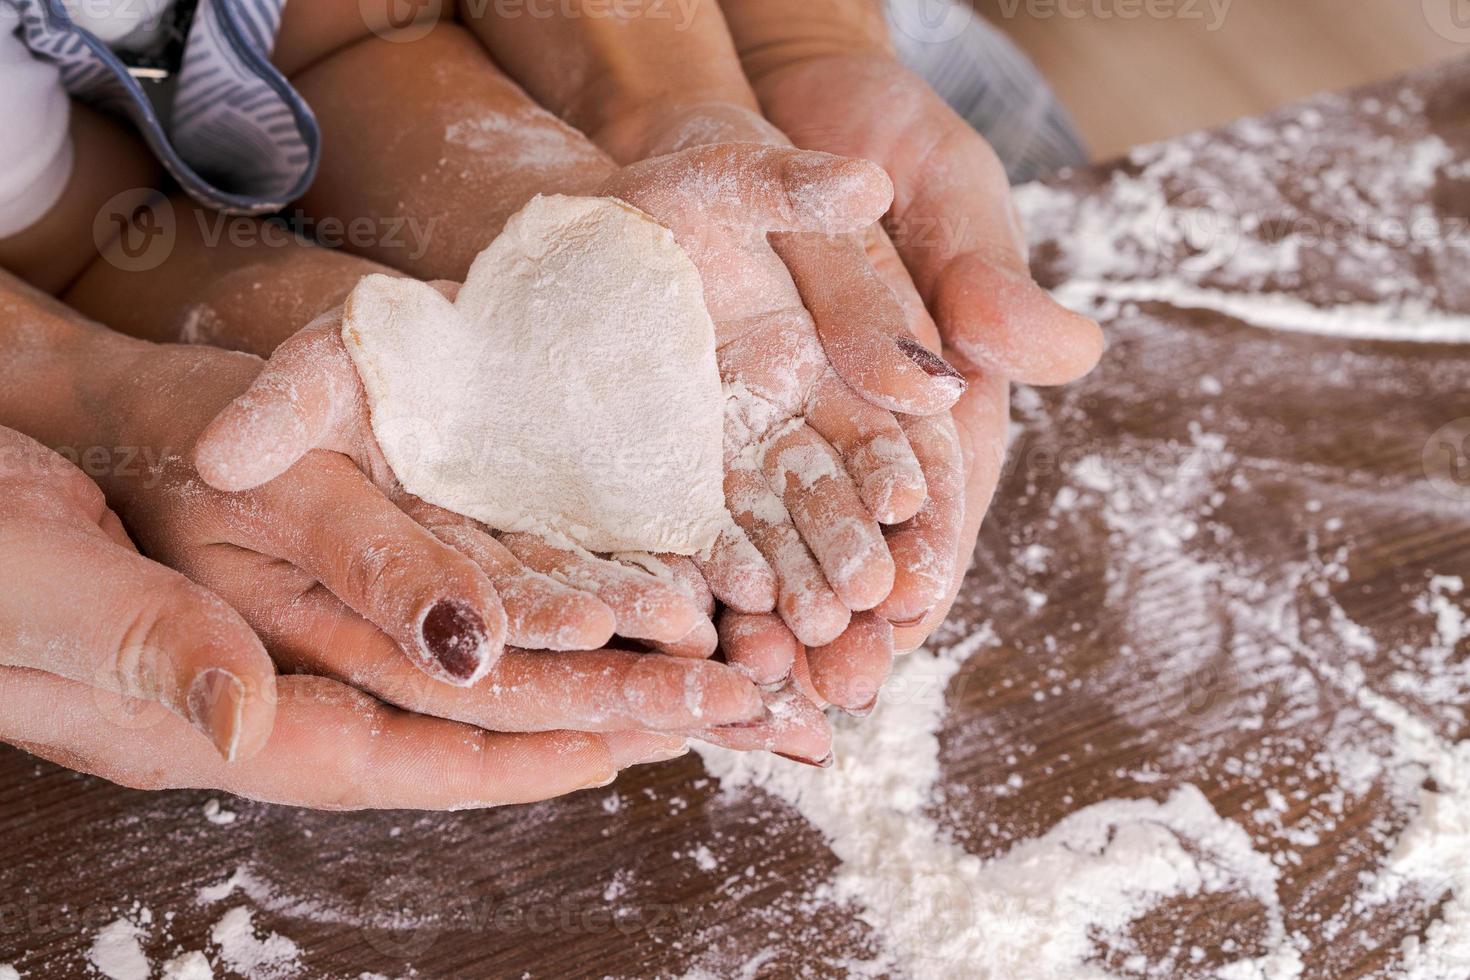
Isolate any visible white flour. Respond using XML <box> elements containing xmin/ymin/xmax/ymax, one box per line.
<box><xmin>695</xmin><ymin>643</ymin><xmax>1305</xmax><ymax>979</ymax></box>
<box><xmin>88</xmin><ymin>916</ymin><xmax>150</xmax><ymax>980</ymax></box>
<box><xmin>686</xmin><ymin>77</ymin><xmax>1470</xmax><ymax>978</ymax></box>
<box><xmin>0</xmin><ymin>966</ymin><xmax>17</xmax><ymax>980</ymax></box>
<box><xmin>343</xmin><ymin>194</ymin><xmax>726</xmax><ymax>555</ymax></box>
<box><xmin>210</xmin><ymin>907</ymin><xmax>301</xmax><ymax>980</ymax></box>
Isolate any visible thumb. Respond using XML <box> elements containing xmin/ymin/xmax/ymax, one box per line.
<box><xmin>0</xmin><ymin>526</ymin><xmax>278</xmax><ymax>761</ymax></box>
<box><xmin>193</xmin><ymin>311</ymin><xmax>362</xmax><ymax>491</ymax></box>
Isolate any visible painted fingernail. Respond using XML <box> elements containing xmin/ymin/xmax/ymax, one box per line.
<box><xmin>777</xmin><ymin>751</ymin><xmax>834</xmax><ymax>769</ymax></box>
<box><xmin>896</xmin><ymin>336</ymin><xmax>967</xmax><ymax>387</ymax></box>
<box><xmin>422</xmin><ymin>600</ymin><xmax>486</xmax><ymax>682</ymax></box>
<box><xmin>187</xmin><ymin>668</ymin><xmax>246</xmax><ymax>762</ymax></box>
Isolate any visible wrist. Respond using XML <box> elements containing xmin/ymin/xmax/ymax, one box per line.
<box><xmin>721</xmin><ymin>0</ymin><xmax>894</xmax><ymax>87</ymax></box>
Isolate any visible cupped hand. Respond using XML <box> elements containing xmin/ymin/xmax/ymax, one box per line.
<box><xmin>0</xmin><ymin>424</ymin><xmax>276</xmax><ymax>762</ymax></box>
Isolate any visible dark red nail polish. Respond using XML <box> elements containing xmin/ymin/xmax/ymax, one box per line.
<box><xmin>422</xmin><ymin>600</ymin><xmax>486</xmax><ymax>680</ymax></box>
<box><xmin>777</xmin><ymin>751</ymin><xmax>834</xmax><ymax>769</ymax></box>
<box><xmin>895</xmin><ymin>336</ymin><xmax>966</xmax><ymax>386</ymax></box>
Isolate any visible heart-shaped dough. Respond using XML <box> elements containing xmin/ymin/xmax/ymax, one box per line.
<box><xmin>342</xmin><ymin>194</ymin><xmax>726</xmax><ymax>555</ymax></box>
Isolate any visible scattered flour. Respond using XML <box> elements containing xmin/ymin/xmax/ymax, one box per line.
<box><xmin>202</xmin><ymin>798</ymin><xmax>237</xmax><ymax>826</ymax></box>
<box><xmin>87</xmin><ymin>917</ymin><xmax>150</xmax><ymax>980</ymax></box>
<box><xmin>0</xmin><ymin>966</ymin><xmax>18</xmax><ymax>980</ymax></box>
<box><xmin>210</xmin><ymin>907</ymin><xmax>301</xmax><ymax>980</ymax></box>
<box><xmin>160</xmin><ymin>950</ymin><xmax>214</xmax><ymax>980</ymax></box>
<box><xmin>696</xmin><ymin>645</ymin><xmax>1304</xmax><ymax>978</ymax></box>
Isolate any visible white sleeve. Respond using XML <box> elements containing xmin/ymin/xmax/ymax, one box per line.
<box><xmin>0</xmin><ymin>9</ymin><xmax>74</xmax><ymax>240</ymax></box>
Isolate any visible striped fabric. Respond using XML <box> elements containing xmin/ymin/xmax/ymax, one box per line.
<box><xmin>4</xmin><ymin>0</ymin><xmax>317</xmax><ymax>214</ymax></box>
<box><xmin>886</xmin><ymin>0</ymin><xmax>1088</xmax><ymax>183</ymax></box>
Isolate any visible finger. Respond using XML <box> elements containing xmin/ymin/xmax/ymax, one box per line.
<box><xmin>770</xmin><ymin>231</ymin><xmax>965</xmax><ymax>416</ymax></box>
<box><xmin>806</xmin><ymin>612</ymin><xmax>894</xmax><ymax>712</ymax></box>
<box><xmin>760</xmin><ymin>423</ymin><xmax>894</xmax><ymax>612</ymax></box>
<box><xmin>692</xmin><ymin>522</ymin><xmax>777</xmax><ymax>614</ymax></box>
<box><xmin>885</xmin><ymin>124</ymin><xmax>1103</xmax><ymax>385</ymax></box>
<box><xmin>500</xmin><ymin>533</ymin><xmax>705</xmax><ymax>644</ymax></box>
<box><xmin>193</xmin><ymin>316</ymin><xmax>362</xmax><ymax>492</ymax></box>
<box><xmin>804</xmin><ymin>370</ymin><xmax>926</xmax><ymax>525</ymax></box>
<box><xmin>724</xmin><ymin>461</ymin><xmax>850</xmax><ymax>647</ymax></box>
<box><xmin>874</xmin><ymin>411</ymin><xmax>966</xmax><ymax>628</ymax></box>
<box><xmin>605</xmin><ymin>144</ymin><xmax>893</xmax><ymax>235</ymax></box>
<box><xmin>0</xmin><ymin>527</ymin><xmax>276</xmax><ymax>761</ymax></box>
<box><xmin>718</xmin><ymin>611</ymin><xmax>799</xmax><ymax>688</ymax></box>
<box><xmin>894</xmin><ymin>369</ymin><xmax>1010</xmax><ymax>652</ymax></box>
<box><xmin>695</xmin><ymin>682</ymin><xmax>833</xmax><ymax>767</ymax></box>
<box><xmin>0</xmin><ymin>670</ymin><xmax>629</xmax><ymax>809</ymax></box>
<box><xmin>405</xmin><ymin>500</ymin><xmax>617</xmax><ymax>651</ymax></box>
<box><xmin>256</xmin><ymin>456</ymin><xmax>506</xmax><ymax>685</ymax></box>
<box><xmin>244</xmin><ymin>587</ymin><xmax>767</xmax><ymax>733</ymax></box>
<box><xmin>617</xmin><ymin>554</ymin><xmax>717</xmax><ymax>659</ymax></box>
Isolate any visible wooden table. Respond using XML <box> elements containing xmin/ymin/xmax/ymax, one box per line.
<box><xmin>4</xmin><ymin>59</ymin><xmax>1470</xmax><ymax>980</ymax></box>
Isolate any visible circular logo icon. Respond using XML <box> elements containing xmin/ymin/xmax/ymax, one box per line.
<box><xmin>359</xmin><ymin>0</ymin><xmax>445</xmax><ymax>43</ymax></box>
<box><xmin>360</xmin><ymin>880</ymin><xmax>443</xmax><ymax>960</ymax></box>
<box><xmin>888</xmin><ymin>0</ymin><xmax>974</xmax><ymax>44</ymax></box>
<box><xmin>1424</xmin><ymin>417</ymin><xmax>1470</xmax><ymax>501</ymax></box>
<box><xmin>94</xmin><ymin>189</ymin><xmax>176</xmax><ymax>273</ymax></box>
<box><xmin>1424</xmin><ymin>0</ymin><xmax>1470</xmax><ymax>42</ymax></box>
<box><xmin>1156</xmin><ymin>186</ymin><xmax>1241</xmax><ymax>275</ymax></box>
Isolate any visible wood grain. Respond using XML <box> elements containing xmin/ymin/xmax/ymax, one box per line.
<box><xmin>2</xmin><ymin>59</ymin><xmax>1470</xmax><ymax>979</ymax></box>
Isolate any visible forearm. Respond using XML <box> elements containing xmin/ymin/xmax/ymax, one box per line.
<box><xmin>466</xmin><ymin>0</ymin><xmax>761</xmax><ymax>161</ymax></box>
<box><xmin>719</xmin><ymin>0</ymin><xmax>894</xmax><ymax>82</ymax></box>
<box><xmin>64</xmin><ymin>194</ymin><xmax>385</xmax><ymax>358</ymax></box>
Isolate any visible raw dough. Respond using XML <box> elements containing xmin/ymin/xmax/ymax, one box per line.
<box><xmin>342</xmin><ymin>194</ymin><xmax>726</xmax><ymax>555</ymax></box>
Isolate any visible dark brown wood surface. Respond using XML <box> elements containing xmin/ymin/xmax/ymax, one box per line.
<box><xmin>3</xmin><ymin>59</ymin><xmax>1470</xmax><ymax>980</ymax></box>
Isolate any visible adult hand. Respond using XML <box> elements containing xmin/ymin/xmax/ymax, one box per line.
<box><xmin>0</xmin><ymin>424</ymin><xmax>276</xmax><ymax>762</ymax></box>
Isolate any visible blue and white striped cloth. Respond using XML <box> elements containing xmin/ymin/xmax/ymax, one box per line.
<box><xmin>3</xmin><ymin>0</ymin><xmax>1076</xmax><ymax>219</ymax></box>
<box><xmin>5</xmin><ymin>0</ymin><xmax>316</xmax><ymax>215</ymax></box>
<box><xmin>887</xmin><ymin>0</ymin><xmax>1088</xmax><ymax>183</ymax></box>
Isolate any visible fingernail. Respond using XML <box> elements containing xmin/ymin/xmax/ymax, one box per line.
<box><xmin>187</xmin><ymin>668</ymin><xmax>245</xmax><ymax>762</ymax></box>
<box><xmin>759</xmin><ymin>668</ymin><xmax>795</xmax><ymax>693</ymax></box>
<box><xmin>844</xmin><ymin>694</ymin><xmax>880</xmax><ymax>718</ymax></box>
<box><xmin>776</xmin><ymin>751</ymin><xmax>834</xmax><ymax>769</ymax></box>
<box><xmin>421</xmin><ymin>600</ymin><xmax>487</xmax><ymax>682</ymax></box>
<box><xmin>888</xmin><ymin>608</ymin><xmax>933</xmax><ymax>628</ymax></box>
<box><xmin>895</xmin><ymin>336</ymin><xmax>967</xmax><ymax>387</ymax></box>
<box><xmin>719</xmin><ymin>705</ymin><xmax>776</xmax><ymax>730</ymax></box>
